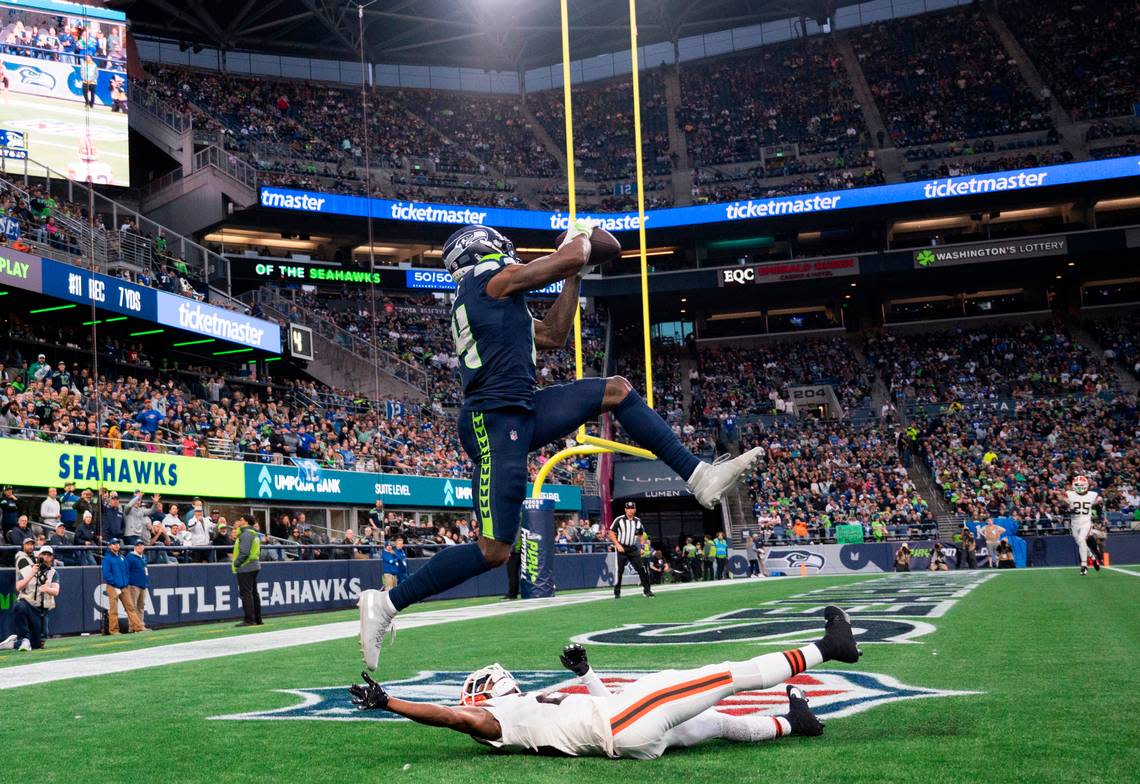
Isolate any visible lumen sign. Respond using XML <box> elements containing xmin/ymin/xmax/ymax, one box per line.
<box><xmin>259</xmin><ymin>156</ymin><xmax>1140</xmax><ymax>231</ymax></box>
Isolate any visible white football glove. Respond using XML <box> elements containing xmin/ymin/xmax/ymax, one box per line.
<box><xmin>559</xmin><ymin>217</ymin><xmax>599</xmax><ymax>248</ymax></box>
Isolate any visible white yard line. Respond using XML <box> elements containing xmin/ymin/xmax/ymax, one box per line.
<box><xmin>1105</xmin><ymin>566</ymin><xmax>1140</xmax><ymax>577</ymax></box>
<box><xmin>0</xmin><ymin>577</ymin><xmax>764</xmax><ymax>690</ymax></box>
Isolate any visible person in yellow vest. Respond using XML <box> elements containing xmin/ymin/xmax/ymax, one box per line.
<box><xmin>232</xmin><ymin>515</ymin><xmax>262</xmax><ymax>627</ymax></box>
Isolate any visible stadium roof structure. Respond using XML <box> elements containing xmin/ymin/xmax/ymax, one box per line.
<box><xmin>111</xmin><ymin>0</ymin><xmax>841</xmax><ymax>69</ymax></box>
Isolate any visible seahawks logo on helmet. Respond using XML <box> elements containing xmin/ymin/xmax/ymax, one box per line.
<box><xmin>443</xmin><ymin>225</ymin><xmax>516</xmax><ymax>281</ymax></box>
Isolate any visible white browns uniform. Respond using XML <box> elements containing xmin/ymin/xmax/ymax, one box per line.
<box><xmin>481</xmin><ymin>692</ymin><xmax>614</xmax><ymax>757</ymax></box>
<box><xmin>479</xmin><ymin>647</ymin><xmax>818</xmax><ymax>759</ymax></box>
<box><xmin>1065</xmin><ymin>489</ymin><xmax>1099</xmax><ymax>566</ymax></box>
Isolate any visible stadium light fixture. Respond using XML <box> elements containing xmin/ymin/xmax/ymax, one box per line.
<box><xmin>129</xmin><ymin>329</ymin><xmax>165</xmax><ymax>337</ymax></box>
<box><xmin>172</xmin><ymin>338</ymin><xmax>215</xmax><ymax>347</ymax></box>
<box><xmin>29</xmin><ymin>304</ymin><xmax>77</xmax><ymax>314</ymax></box>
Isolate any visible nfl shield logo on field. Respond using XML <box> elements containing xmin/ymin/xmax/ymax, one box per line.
<box><xmin>211</xmin><ymin>670</ymin><xmax>980</xmax><ymax>722</ymax></box>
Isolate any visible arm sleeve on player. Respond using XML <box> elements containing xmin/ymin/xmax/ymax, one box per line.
<box><xmin>578</xmin><ymin>667</ymin><xmax>613</xmax><ymax>697</ymax></box>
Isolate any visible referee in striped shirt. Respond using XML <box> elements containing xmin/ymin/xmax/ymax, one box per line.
<box><xmin>608</xmin><ymin>501</ymin><xmax>655</xmax><ymax>598</ymax></box>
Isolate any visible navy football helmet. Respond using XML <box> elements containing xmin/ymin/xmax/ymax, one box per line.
<box><xmin>442</xmin><ymin>225</ymin><xmax>516</xmax><ymax>280</ymax></box>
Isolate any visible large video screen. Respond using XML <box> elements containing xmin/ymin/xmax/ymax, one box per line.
<box><xmin>0</xmin><ymin>0</ymin><xmax>128</xmax><ymax>185</ymax></box>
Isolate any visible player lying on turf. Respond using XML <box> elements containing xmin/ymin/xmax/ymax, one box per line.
<box><xmin>359</xmin><ymin>223</ymin><xmax>763</xmax><ymax>671</ymax></box>
<box><xmin>555</xmin><ymin>642</ymin><xmax>824</xmax><ymax>750</ymax></box>
<box><xmin>348</xmin><ymin>606</ymin><xmax>859</xmax><ymax>759</ymax></box>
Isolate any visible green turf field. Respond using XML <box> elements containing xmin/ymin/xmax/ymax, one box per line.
<box><xmin>0</xmin><ymin>92</ymin><xmax>128</xmax><ymax>185</ymax></box>
<box><xmin>2</xmin><ymin>570</ymin><xmax>1137</xmax><ymax>784</ymax></box>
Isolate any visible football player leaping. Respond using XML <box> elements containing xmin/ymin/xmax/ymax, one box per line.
<box><xmin>1061</xmin><ymin>475</ymin><xmax>1103</xmax><ymax>575</ymax></box>
<box><xmin>358</xmin><ymin>223</ymin><xmax>763</xmax><ymax>673</ymax></box>
<box><xmin>348</xmin><ymin>606</ymin><xmax>859</xmax><ymax>760</ymax></box>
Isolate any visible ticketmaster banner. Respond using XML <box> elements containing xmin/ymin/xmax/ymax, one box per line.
<box><xmin>913</xmin><ymin>236</ymin><xmax>1068</xmax><ymax>269</ymax></box>
<box><xmin>259</xmin><ymin>156</ymin><xmax>1140</xmax><ymax>231</ymax></box>
<box><xmin>244</xmin><ymin>463</ymin><xmax>582</xmax><ymax>511</ymax></box>
<box><xmin>32</xmin><ymin>257</ymin><xmax>281</xmax><ymax>352</ymax></box>
<box><xmin>155</xmin><ymin>292</ymin><xmax>282</xmax><ymax>352</ymax></box>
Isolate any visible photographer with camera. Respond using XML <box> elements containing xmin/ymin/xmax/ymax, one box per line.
<box><xmin>0</xmin><ymin>545</ymin><xmax>60</xmax><ymax>651</ymax></box>
<box><xmin>13</xmin><ymin>537</ymin><xmax>35</xmax><ymax>574</ymax></box>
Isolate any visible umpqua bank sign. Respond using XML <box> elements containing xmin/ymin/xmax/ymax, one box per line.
<box><xmin>259</xmin><ymin>156</ymin><xmax>1140</xmax><ymax>231</ymax></box>
<box><xmin>244</xmin><ymin>464</ymin><xmax>581</xmax><ymax>510</ymax></box>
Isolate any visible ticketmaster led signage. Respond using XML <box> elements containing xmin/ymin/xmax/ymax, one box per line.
<box><xmin>259</xmin><ymin>156</ymin><xmax>1140</xmax><ymax>231</ymax></box>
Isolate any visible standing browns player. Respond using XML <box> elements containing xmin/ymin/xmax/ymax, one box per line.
<box><xmin>1061</xmin><ymin>475</ymin><xmax>1102</xmax><ymax>575</ymax></box>
<box><xmin>359</xmin><ymin>223</ymin><xmax>763</xmax><ymax>671</ymax></box>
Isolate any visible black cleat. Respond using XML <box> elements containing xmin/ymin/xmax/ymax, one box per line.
<box><xmin>644</xmin><ymin>590</ymin><xmax>656</xmax><ymax>597</ymax></box>
<box><xmin>1092</xmin><ymin>560</ymin><xmax>1101</xmax><ymax>572</ymax></box>
<box><xmin>819</xmin><ymin>606</ymin><xmax>862</xmax><ymax>663</ymax></box>
<box><xmin>784</xmin><ymin>685</ymin><xmax>824</xmax><ymax>737</ymax></box>
<box><xmin>1080</xmin><ymin>566</ymin><xmax>1087</xmax><ymax>576</ymax></box>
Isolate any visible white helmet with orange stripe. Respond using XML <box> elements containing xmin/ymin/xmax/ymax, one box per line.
<box><xmin>460</xmin><ymin>663</ymin><xmax>520</xmax><ymax>705</ymax></box>
<box><xmin>1072</xmin><ymin>475</ymin><xmax>1090</xmax><ymax>495</ymax></box>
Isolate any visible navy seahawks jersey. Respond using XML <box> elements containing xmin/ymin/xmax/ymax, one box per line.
<box><xmin>451</xmin><ymin>255</ymin><xmax>537</xmax><ymax>410</ymax></box>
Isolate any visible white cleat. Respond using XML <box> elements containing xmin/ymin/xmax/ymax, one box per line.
<box><xmin>0</xmin><ymin>634</ymin><xmax>16</xmax><ymax>650</ymax></box>
<box><xmin>687</xmin><ymin>447</ymin><xmax>764</xmax><ymax>509</ymax></box>
<box><xmin>17</xmin><ymin>638</ymin><xmax>31</xmax><ymax>651</ymax></box>
<box><xmin>359</xmin><ymin>589</ymin><xmax>396</xmax><ymax>672</ymax></box>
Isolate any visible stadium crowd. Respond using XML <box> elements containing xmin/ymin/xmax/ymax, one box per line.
<box><xmin>867</xmin><ymin>322</ymin><xmax>1113</xmax><ymax>406</ymax></box>
<box><xmin>999</xmin><ymin>0</ymin><xmax>1140</xmax><ymax>121</ymax></box>
<box><xmin>691</xmin><ymin>338</ymin><xmax>874</xmax><ymax>424</ymax></box>
<box><xmin>1087</xmin><ymin>314</ymin><xmax>1140</xmax><ymax>381</ymax></box>
<box><xmin>677</xmin><ymin>37</ymin><xmax>868</xmax><ymax>166</ymax></box>
<box><xmin>0</xmin><ymin>174</ymin><xmax>209</xmax><ymax>301</ymax></box>
<box><xmin>746</xmin><ymin>419</ymin><xmax>935</xmax><ymax>542</ymax></box>
<box><xmin>529</xmin><ymin>71</ymin><xmax>671</xmax><ymax>181</ymax></box>
<box><xmin>852</xmin><ymin>6</ymin><xmax>1052</xmax><ymax>147</ymax></box>
<box><xmin>916</xmin><ymin>395</ymin><xmax>1140</xmax><ymax>530</ymax></box>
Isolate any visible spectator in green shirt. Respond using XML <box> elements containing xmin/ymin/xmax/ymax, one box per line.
<box><xmin>871</xmin><ymin>520</ymin><xmax>887</xmax><ymax>541</ymax></box>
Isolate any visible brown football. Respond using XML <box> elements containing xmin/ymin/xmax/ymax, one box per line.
<box><xmin>555</xmin><ymin>225</ymin><xmax>622</xmax><ymax>268</ymax></box>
